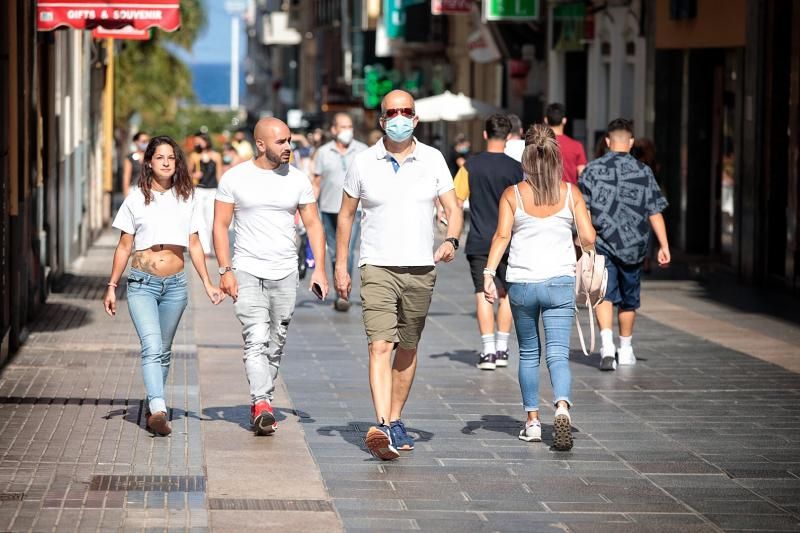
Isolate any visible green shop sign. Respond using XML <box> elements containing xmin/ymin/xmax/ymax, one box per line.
<box><xmin>361</xmin><ymin>65</ymin><xmax>422</xmax><ymax>109</ymax></box>
<box><xmin>483</xmin><ymin>0</ymin><xmax>540</xmax><ymax>21</ymax></box>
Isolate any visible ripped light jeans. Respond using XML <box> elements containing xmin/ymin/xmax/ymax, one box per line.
<box><xmin>508</xmin><ymin>275</ymin><xmax>575</xmax><ymax>412</ymax></box>
<box><xmin>233</xmin><ymin>269</ymin><xmax>298</xmax><ymax>403</ymax></box>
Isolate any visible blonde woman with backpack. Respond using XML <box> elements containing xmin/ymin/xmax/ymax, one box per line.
<box><xmin>484</xmin><ymin>124</ymin><xmax>596</xmax><ymax>451</ymax></box>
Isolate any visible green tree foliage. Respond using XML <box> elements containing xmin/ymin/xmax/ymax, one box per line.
<box><xmin>146</xmin><ymin>106</ymin><xmax>241</xmax><ymax>144</ymax></box>
<box><xmin>114</xmin><ymin>0</ymin><xmax>206</xmax><ymax>131</ymax></box>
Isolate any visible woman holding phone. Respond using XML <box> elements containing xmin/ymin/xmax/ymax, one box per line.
<box><xmin>104</xmin><ymin>136</ymin><xmax>225</xmax><ymax>436</ymax></box>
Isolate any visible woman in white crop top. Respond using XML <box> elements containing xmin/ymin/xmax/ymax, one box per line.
<box><xmin>484</xmin><ymin>124</ymin><xmax>596</xmax><ymax>451</ymax></box>
<box><xmin>104</xmin><ymin>136</ymin><xmax>225</xmax><ymax>436</ymax></box>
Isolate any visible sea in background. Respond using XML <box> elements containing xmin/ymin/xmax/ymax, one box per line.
<box><xmin>190</xmin><ymin>63</ymin><xmax>246</xmax><ymax>106</ymax></box>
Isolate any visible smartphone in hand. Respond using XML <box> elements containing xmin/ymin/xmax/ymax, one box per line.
<box><xmin>311</xmin><ymin>282</ymin><xmax>324</xmax><ymax>300</ymax></box>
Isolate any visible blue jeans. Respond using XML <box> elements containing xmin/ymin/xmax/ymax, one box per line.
<box><xmin>233</xmin><ymin>270</ymin><xmax>298</xmax><ymax>403</ymax></box>
<box><xmin>321</xmin><ymin>211</ymin><xmax>361</xmax><ymax>279</ymax></box>
<box><xmin>126</xmin><ymin>268</ymin><xmax>188</xmax><ymax>414</ymax></box>
<box><xmin>508</xmin><ymin>276</ymin><xmax>575</xmax><ymax>412</ymax></box>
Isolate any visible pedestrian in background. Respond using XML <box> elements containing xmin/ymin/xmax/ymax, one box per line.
<box><xmin>335</xmin><ymin>90</ymin><xmax>463</xmax><ymax>460</ymax></box>
<box><xmin>544</xmin><ymin>103</ymin><xmax>587</xmax><ymax>184</ymax></box>
<box><xmin>579</xmin><ymin>119</ymin><xmax>670</xmax><ymax>370</ymax></box>
<box><xmin>189</xmin><ymin>132</ymin><xmax>222</xmax><ymax>256</ymax></box>
<box><xmin>213</xmin><ymin>118</ymin><xmax>328</xmax><ymax>437</ymax></box>
<box><xmin>122</xmin><ymin>131</ymin><xmax>149</xmax><ymax>196</ymax></box>
<box><xmin>231</xmin><ymin>129</ymin><xmax>254</xmax><ymax>161</ymax></box>
<box><xmin>504</xmin><ymin>114</ymin><xmax>525</xmax><ymax>162</ymax></box>
<box><xmin>484</xmin><ymin>124</ymin><xmax>595</xmax><ymax>451</ymax></box>
<box><xmin>312</xmin><ymin>112</ymin><xmax>368</xmax><ymax>312</ymax></box>
<box><xmin>447</xmin><ymin>133</ymin><xmax>472</xmax><ymax>175</ymax></box>
<box><xmin>221</xmin><ymin>142</ymin><xmax>242</xmax><ymax>174</ymax></box>
<box><xmin>454</xmin><ymin>114</ymin><xmax>523</xmax><ymax>371</ymax></box>
<box><xmin>104</xmin><ymin>136</ymin><xmax>225</xmax><ymax>436</ymax></box>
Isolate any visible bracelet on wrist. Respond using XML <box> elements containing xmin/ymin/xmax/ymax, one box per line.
<box><xmin>107</xmin><ymin>282</ymin><xmax>118</xmax><ymax>288</ymax></box>
<box><xmin>483</xmin><ymin>268</ymin><xmax>496</xmax><ymax>277</ymax></box>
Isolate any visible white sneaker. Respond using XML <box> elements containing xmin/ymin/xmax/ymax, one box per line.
<box><xmin>518</xmin><ymin>420</ymin><xmax>542</xmax><ymax>442</ymax></box>
<box><xmin>617</xmin><ymin>345</ymin><xmax>637</xmax><ymax>366</ymax></box>
<box><xmin>599</xmin><ymin>344</ymin><xmax>617</xmax><ymax>371</ymax></box>
<box><xmin>553</xmin><ymin>407</ymin><xmax>573</xmax><ymax>451</ymax></box>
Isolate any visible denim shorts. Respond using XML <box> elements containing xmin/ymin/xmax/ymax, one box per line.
<box><xmin>597</xmin><ymin>245</ymin><xmax>643</xmax><ymax>311</ymax></box>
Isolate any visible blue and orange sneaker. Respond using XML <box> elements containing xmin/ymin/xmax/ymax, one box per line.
<box><xmin>389</xmin><ymin>419</ymin><xmax>414</xmax><ymax>451</ymax></box>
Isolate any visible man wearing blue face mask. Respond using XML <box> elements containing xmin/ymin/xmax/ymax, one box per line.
<box><xmin>335</xmin><ymin>90</ymin><xmax>464</xmax><ymax>460</ymax></box>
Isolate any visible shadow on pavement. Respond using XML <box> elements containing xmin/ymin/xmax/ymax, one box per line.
<box><xmin>29</xmin><ymin>302</ymin><xmax>92</xmax><ymax>332</ymax></box>
<box><xmin>461</xmin><ymin>414</ymin><xmax>521</xmax><ymax>438</ymax></box>
<box><xmin>201</xmin><ymin>404</ymin><xmax>298</xmax><ymax>431</ymax></box>
<box><xmin>461</xmin><ymin>414</ymin><xmax>581</xmax><ymax>447</ymax></box>
<box><xmin>316</xmin><ymin>421</ymin><xmax>434</xmax><ymax>451</ymax></box>
<box><xmin>429</xmin><ymin>349</ymin><xmax>478</xmax><ymax>366</ymax></box>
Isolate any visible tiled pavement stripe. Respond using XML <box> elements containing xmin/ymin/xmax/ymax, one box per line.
<box><xmin>640</xmin><ymin>290</ymin><xmax>800</xmax><ymax>373</ymax></box>
<box><xmin>191</xmin><ymin>263</ymin><xmax>343</xmax><ymax>532</ymax></box>
<box><xmin>0</xmin><ymin>232</ymin><xmax>209</xmax><ymax>531</ymax></box>
<box><xmin>281</xmin><ymin>257</ymin><xmax>800</xmax><ymax>532</ymax></box>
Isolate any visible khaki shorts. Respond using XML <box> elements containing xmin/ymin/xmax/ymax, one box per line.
<box><xmin>360</xmin><ymin>264</ymin><xmax>437</xmax><ymax>349</ymax></box>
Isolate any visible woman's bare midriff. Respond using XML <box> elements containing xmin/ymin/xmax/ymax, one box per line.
<box><xmin>131</xmin><ymin>245</ymin><xmax>185</xmax><ymax>276</ymax></box>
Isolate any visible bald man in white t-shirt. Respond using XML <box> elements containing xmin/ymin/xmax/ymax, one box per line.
<box><xmin>335</xmin><ymin>90</ymin><xmax>463</xmax><ymax>460</ymax></box>
<box><xmin>213</xmin><ymin>118</ymin><xmax>328</xmax><ymax>437</ymax></box>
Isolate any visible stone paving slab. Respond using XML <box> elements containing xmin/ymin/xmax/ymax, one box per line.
<box><xmin>280</xmin><ymin>254</ymin><xmax>800</xmax><ymax>532</ymax></box>
<box><xmin>2</xmin><ymin>228</ymin><xmax>800</xmax><ymax>532</ymax></box>
<box><xmin>0</xmin><ymin>230</ymin><xmax>209</xmax><ymax>531</ymax></box>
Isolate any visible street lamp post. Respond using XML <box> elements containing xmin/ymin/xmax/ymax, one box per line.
<box><xmin>225</xmin><ymin>1</ymin><xmax>247</xmax><ymax>110</ymax></box>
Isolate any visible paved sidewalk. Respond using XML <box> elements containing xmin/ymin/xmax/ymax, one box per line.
<box><xmin>283</xmin><ymin>261</ymin><xmax>800</xmax><ymax>532</ymax></box>
<box><xmin>0</xmin><ymin>229</ymin><xmax>799</xmax><ymax>532</ymax></box>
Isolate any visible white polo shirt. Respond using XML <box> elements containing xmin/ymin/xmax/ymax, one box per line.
<box><xmin>343</xmin><ymin>137</ymin><xmax>454</xmax><ymax>267</ymax></box>
<box><xmin>216</xmin><ymin>160</ymin><xmax>316</xmax><ymax>280</ymax></box>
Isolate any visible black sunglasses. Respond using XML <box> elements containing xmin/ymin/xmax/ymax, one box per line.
<box><xmin>383</xmin><ymin>107</ymin><xmax>415</xmax><ymax>119</ymax></box>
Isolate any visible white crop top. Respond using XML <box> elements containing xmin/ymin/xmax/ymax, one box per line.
<box><xmin>112</xmin><ymin>187</ymin><xmax>200</xmax><ymax>251</ymax></box>
<box><xmin>505</xmin><ymin>184</ymin><xmax>576</xmax><ymax>283</ymax></box>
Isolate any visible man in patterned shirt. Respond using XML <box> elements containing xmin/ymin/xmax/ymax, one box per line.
<box><xmin>579</xmin><ymin>118</ymin><xmax>670</xmax><ymax>370</ymax></box>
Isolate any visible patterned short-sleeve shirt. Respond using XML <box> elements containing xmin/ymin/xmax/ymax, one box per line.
<box><xmin>579</xmin><ymin>151</ymin><xmax>668</xmax><ymax>265</ymax></box>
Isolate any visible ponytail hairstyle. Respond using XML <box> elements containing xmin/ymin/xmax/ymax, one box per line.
<box><xmin>521</xmin><ymin>123</ymin><xmax>563</xmax><ymax>206</ymax></box>
<box><xmin>139</xmin><ymin>136</ymin><xmax>194</xmax><ymax>205</ymax></box>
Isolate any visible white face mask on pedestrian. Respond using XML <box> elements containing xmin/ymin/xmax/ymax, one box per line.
<box><xmin>384</xmin><ymin>115</ymin><xmax>415</xmax><ymax>143</ymax></box>
<box><xmin>336</xmin><ymin>129</ymin><xmax>354</xmax><ymax>145</ymax></box>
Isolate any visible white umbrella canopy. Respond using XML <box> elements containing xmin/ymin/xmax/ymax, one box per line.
<box><xmin>415</xmin><ymin>90</ymin><xmax>503</xmax><ymax>122</ymax></box>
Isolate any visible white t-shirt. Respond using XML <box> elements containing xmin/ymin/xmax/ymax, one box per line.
<box><xmin>504</xmin><ymin>138</ymin><xmax>525</xmax><ymax>162</ymax></box>
<box><xmin>112</xmin><ymin>187</ymin><xmax>200</xmax><ymax>251</ymax></box>
<box><xmin>216</xmin><ymin>160</ymin><xmax>316</xmax><ymax>280</ymax></box>
<box><xmin>343</xmin><ymin>137</ymin><xmax>454</xmax><ymax>267</ymax></box>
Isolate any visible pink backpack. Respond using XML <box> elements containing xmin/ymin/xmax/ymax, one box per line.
<box><xmin>569</xmin><ymin>187</ymin><xmax>608</xmax><ymax>356</ymax></box>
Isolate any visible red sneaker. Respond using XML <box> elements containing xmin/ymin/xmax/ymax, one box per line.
<box><xmin>253</xmin><ymin>400</ymin><xmax>277</xmax><ymax>435</ymax></box>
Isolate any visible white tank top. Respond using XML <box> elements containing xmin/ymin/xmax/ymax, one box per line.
<box><xmin>505</xmin><ymin>183</ymin><xmax>577</xmax><ymax>283</ymax></box>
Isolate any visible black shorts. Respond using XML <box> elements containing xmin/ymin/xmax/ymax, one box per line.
<box><xmin>467</xmin><ymin>254</ymin><xmax>508</xmax><ymax>294</ymax></box>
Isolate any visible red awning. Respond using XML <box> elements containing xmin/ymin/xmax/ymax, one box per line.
<box><xmin>92</xmin><ymin>25</ymin><xmax>152</xmax><ymax>40</ymax></box>
<box><xmin>37</xmin><ymin>1</ymin><xmax>181</xmax><ymax>32</ymax></box>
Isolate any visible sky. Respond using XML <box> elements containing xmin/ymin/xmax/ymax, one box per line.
<box><xmin>173</xmin><ymin>0</ymin><xmax>248</xmax><ymax>65</ymax></box>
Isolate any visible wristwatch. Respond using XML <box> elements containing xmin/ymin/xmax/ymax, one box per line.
<box><xmin>445</xmin><ymin>237</ymin><xmax>459</xmax><ymax>250</ymax></box>
<box><xmin>218</xmin><ymin>266</ymin><xmax>233</xmax><ymax>275</ymax></box>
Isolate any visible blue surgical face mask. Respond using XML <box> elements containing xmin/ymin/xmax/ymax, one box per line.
<box><xmin>384</xmin><ymin>115</ymin><xmax>415</xmax><ymax>143</ymax></box>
